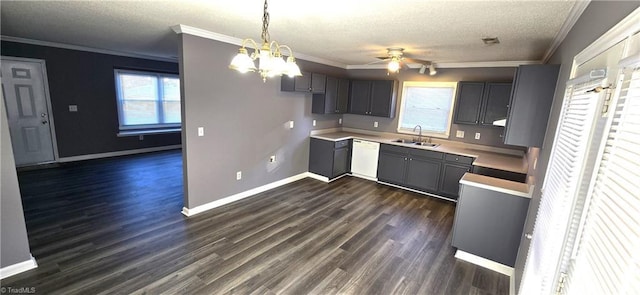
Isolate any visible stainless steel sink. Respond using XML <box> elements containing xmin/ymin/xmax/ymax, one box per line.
<box><xmin>393</xmin><ymin>139</ymin><xmax>416</xmax><ymax>144</ymax></box>
<box><xmin>414</xmin><ymin>142</ymin><xmax>440</xmax><ymax>148</ymax></box>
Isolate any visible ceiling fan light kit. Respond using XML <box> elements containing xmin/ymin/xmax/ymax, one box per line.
<box><xmin>378</xmin><ymin>47</ymin><xmax>437</xmax><ymax>75</ymax></box>
<box><xmin>228</xmin><ymin>0</ymin><xmax>302</xmax><ymax>82</ymax></box>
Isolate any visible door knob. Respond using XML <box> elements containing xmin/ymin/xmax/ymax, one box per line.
<box><xmin>525</xmin><ymin>233</ymin><xmax>533</xmax><ymax>240</ymax></box>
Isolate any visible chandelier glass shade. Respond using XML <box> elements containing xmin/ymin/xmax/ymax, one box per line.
<box><xmin>228</xmin><ymin>0</ymin><xmax>302</xmax><ymax>82</ymax></box>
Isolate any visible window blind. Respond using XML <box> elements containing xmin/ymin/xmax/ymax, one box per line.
<box><xmin>563</xmin><ymin>61</ymin><xmax>640</xmax><ymax>294</ymax></box>
<box><xmin>520</xmin><ymin>77</ymin><xmax>604</xmax><ymax>295</ymax></box>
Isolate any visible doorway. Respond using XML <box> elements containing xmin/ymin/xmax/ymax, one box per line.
<box><xmin>1</xmin><ymin>57</ymin><xmax>57</xmax><ymax>166</ymax></box>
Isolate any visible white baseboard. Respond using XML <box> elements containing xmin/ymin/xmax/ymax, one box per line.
<box><xmin>350</xmin><ymin>173</ymin><xmax>378</xmax><ymax>182</ymax></box>
<box><xmin>0</xmin><ymin>255</ymin><xmax>37</xmax><ymax>279</ymax></box>
<box><xmin>58</xmin><ymin>145</ymin><xmax>181</xmax><ymax>163</ymax></box>
<box><xmin>455</xmin><ymin>250</ymin><xmax>514</xmax><ymax>277</ymax></box>
<box><xmin>306</xmin><ymin>172</ymin><xmax>330</xmax><ymax>183</ymax></box>
<box><xmin>182</xmin><ymin>172</ymin><xmax>311</xmax><ymax>217</ymax></box>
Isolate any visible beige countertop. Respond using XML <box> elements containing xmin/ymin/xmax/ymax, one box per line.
<box><xmin>460</xmin><ymin>173</ymin><xmax>531</xmax><ymax>198</ymax></box>
<box><xmin>310</xmin><ymin>130</ymin><xmax>528</xmax><ymax>174</ymax></box>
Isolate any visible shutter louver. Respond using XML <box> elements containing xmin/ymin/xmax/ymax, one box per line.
<box><xmin>520</xmin><ymin>78</ymin><xmax>604</xmax><ymax>295</ymax></box>
<box><xmin>563</xmin><ymin>64</ymin><xmax>640</xmax><ymax>294</ymax></box>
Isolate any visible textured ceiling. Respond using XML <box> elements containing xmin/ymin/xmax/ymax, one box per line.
<box><xmin>0</xmin><ymin>0</ymin><xmax>578</xmax><ymax>67</ymax></box>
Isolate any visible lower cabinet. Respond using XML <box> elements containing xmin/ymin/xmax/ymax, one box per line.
<box><xmin>406</xmin><ymin>157</ymin><xmax>442</xmax><ymax>192</ymax></box>
<box><xmin>439</xmin><ymin>154</ymin><xmax>474</xmax><ymax>200</ymax></box>
<box><xmin>377</xmin><ymin>144</ymin><xmax>473</xmax><ymax>201</ymax></box>
<box><xmin>377</xmin><ymin>144</ymin><xmax>445</xmax><ymax>197</ymax></box>
<box><xmin>377</xmin><ymin>152</ymin><xmax>407</xmax><ymax>185</ymax></box>
<box><xmin>309</xmin><ymin>138</ymin><xmax>351</xmax><ymax>179</ymax></box>
<box><xmin>452</xmin><ymin>184</ymin><xmax>530</xmax><ymax>266</ymax></box>
<box><xmin>440</xmin><ymin>164</ymin><xmax>471</xmax><ymax>199</ymax></box>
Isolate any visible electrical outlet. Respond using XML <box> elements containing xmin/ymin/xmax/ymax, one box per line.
<box><xmin>269</xmin><ymin>155</ymin><xmax>276</xmax><ymax>163</ymax></box>
<box><xmin>289</xmin><ymin>121</ymin><xmax>294</xmax><ymax>129</ymax></box>
<box><xmin>338</xmin><ymin>118</ymin><xmax>342</xmax><ymax>124</ymax></box>
<box><xmin>68</xmin><ymin>105</ymin><xmax>78</xmax><ymax>112</ymax></box>
<box><xmin>236</xmin><ymin>171</ymin><xmax>242</xmax><ymax>180</ymax></box>
<box><xmin>312</xmin><ymin>120</ymin><xmax>316</xmax><ymax>127</ymax></box>
<box><xmin>475</xmin><ymin>132</ymin><xmax>481</xmax><ymax>140</ymax></box>
<box><xmin>374</xmin><ymin>121</ymin><xmax>379</xmax><ymax>128</ymax></box>
<box><xmin>456</xmin><ymin>130</ymin><xmax>465</xmax><ymax>138</ymax></box>
<box><xmin>198</xmin><ymin>127</ymin><xmax>204</xmax><ymax>137</ymax></box>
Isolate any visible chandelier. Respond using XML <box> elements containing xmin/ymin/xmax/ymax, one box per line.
<box><xmin>228</xmin><ymin>0</ymin><xmax>302</xmax><ymax>82</ymax></box>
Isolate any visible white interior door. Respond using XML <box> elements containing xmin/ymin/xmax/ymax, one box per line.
<box><xmin>1</xmin><ymin>58</ymin><xmax>56</xmax><ymax>166</ymax></box>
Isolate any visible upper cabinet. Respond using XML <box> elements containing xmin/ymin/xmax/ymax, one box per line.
<box><xmin>453</xmin><ymin>82</ymin><xmax>512</xmax><ymax>126</ymax></box>
<box><xmin>480</xmin><ymin>83</ymin><xmax>512</xmax><ymax>126</ymax></box>
<box><xmin>312</xmin><ymin>76</ymin><xmax>349</xmax><ymax>114</ymax></box>
<box><xmin>281</xmin><ymin>72</ymin><xmax>326</xmax><ymax>93</ymax></box>
<box><xmin>503</xmin><ymin>64</ymin><xmax>560</xmax><ymax>147</ymax></box>
<box><xmin>348</xmin><ymin>79</ymin><xmax>398</xmax><ymax>118</ymax></box>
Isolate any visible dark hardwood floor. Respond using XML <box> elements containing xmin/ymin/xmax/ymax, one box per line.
<box><xmin>1</xmin><ymin>150</ymin><xmax>509</xmax><ymax>294</ymax></box>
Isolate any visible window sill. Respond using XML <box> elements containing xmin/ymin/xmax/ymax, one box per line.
<box><xmin>117</xmin><ymin>128</ymin><xmax>181</xmax><ymax>137</ymax></box>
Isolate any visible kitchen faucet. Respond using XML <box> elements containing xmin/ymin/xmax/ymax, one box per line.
<box><xmin>413</xmin><ymin>125</ymin><xmax>423</xmax><ymax>143</ymax></box>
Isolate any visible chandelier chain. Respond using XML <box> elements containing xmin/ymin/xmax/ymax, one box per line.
<box><xmin>261</xmin><ymin>0</ymin><xmax>270</xmax><ymax>43</ymax></box>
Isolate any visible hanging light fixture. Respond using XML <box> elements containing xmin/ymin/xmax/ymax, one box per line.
<box><xmin>229</xmin><ymin>0</ymin><xmax>302</xmax><ymax>82</ymax></box>
<box><xmin>387</xmin><ymin>56</ymin><xmax>401</xmax><ymax>73</ymax></box>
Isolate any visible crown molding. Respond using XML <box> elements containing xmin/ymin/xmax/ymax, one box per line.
<box><xmin>0</xmin><ymin>35</ymin><xmax>177</xmax><ymax>63</ymax></box>
<box><xmin>172</xmin><ymin>24</ymin><xmax>348</xmax><ymax>69</ymax></box>
<box><xmin>347</xmin><ymin>60</ymin><xmax>539</xmax><ymax>70</ymax></box>
<box><xmin>541</xmin><ymin>0</ymin><xmax>591</xmax><ymax>63</ymax></box>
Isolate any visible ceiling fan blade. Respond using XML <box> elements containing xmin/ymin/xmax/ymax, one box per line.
<box><xmin>403</xmin><ymin>57</ymin><xmax>428</xmax><ymax>64</ymax></box>
<box><xmin>365</xmin><ymin>59</ymin><xmax>387</xmax><ymax>65</ymax></box>
<box><xmin>376</xmin><ymin>56</ymin><xmax>391</xmax><ymax>60</ymax></box>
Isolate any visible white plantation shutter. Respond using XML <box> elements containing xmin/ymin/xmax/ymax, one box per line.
<box><xmin>520</xmin><ymin>77</ymin><xmax>604</xmax><ymax>295</ymax></box>
<box><xmin>563</xmin><ymin>59</ymin><xmax>640</xmax><ymax>294</ymax></box>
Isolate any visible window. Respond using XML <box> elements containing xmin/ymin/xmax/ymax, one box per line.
<box><xmin>114</xmin><ymin>69</ymin><xmax>181</xmax><ymax>132</ymax></box>
<box><xmin>397</xmin><ymin>81</ymin><xmax>457</xmax><ymax>138</ymax></box>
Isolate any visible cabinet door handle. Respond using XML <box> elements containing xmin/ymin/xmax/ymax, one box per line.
<box><xmin>404</xmin><ymin>157</ymin><xmax>407</xmax><ymax>161</ymax></box>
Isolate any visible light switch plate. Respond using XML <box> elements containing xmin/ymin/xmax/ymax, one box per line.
<box><xmin>236</xmin><ymin>171</ymin><xmax>242</xmax><ymax>180</ymax></box>
<box><xmin>338</xmin><ymin>118</ymin><xmax>342</xmax><ymax>124</ymax></box>
<box><xmin>456</xmin><ymin>130</ymin><xmax>465</xmax><ymax>138</ymax></box>
<box><xmin>269</xmin><ymin>155</ymin><xmax>276</xmax><ymax>163</ymax></box>
<box><xmin>69</xmin><ymin>105</ymin><xmax>78</xmax><ymax>112</ymax></box>
<box><xmin>475</xmin><ymin>132</ymin><xmax>481</xmax><ymax>140</ymax></box>
<box><xmin>312</xmin><ymin>120</ymin><xmax>316</xmax><ymax>127</ymax></box>
<box><xmin>198</xmin><ymin>127</ymin><xmax>204</xmax><ymax>136</ymax></box>
<box><xmin>289</xmin><ymin>121</ymin><xmax>294</xmax><ymax>129</ymax></box>
<box><xmin>374</xmin><ymin>121</ymin><xmax>379</xmax><ymax>128</ymax></box>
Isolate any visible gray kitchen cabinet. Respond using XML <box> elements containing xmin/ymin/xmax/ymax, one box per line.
<box><xmin>377</xmin><ymin>144</ymin><xmax>444</xmax><ymax>196</ymax></box>
<box><xmin>439</xmin><ymin>154</ymin><xmax>474</xmax><ymax>200</ymax></box>
<box><xmin>406</xmin><ymin>157</ymin><xmax>442</xmax><ymax>192</ymax></box>
<box><xmin>309</xmin><ymin>138</ymin><xmax>351</xmax><ymax>179</ymax></box>
<box><xmin>348</xmin><ymin>80</ymin><xmax>397</xmax><ymax>118</ymax></box>
<box><xmin>452</xmin><ymin>184</ymin><xmax>530</xmax><ymax>266</ymax></box>
<box><xmin>504</xmin><ymin>64</ymin><xmax>560</xmax><ymax>147</ymax></box>
<box><xmin>473</xmin><ymin>166</ymin><xmax>526</xmax><ymax>183</ymax></box>
<box><xmin>377</xmin><ymin>151</ymin><xmax>407</xmax><ymax>185</ymax></box>
<box><xmin>453</xmin><ymin>82</ymin><xmax>485</xmax><ymax>124</ymax></box>
<box><xmin>480</xmin><ymin>82</ymin><xmax>512</xmax><ymax>126</ymax></box>
<box><xmin>281</xmin><ymin>72</ymin><xmax>326</xmax><ymax>94</ymax></box>
<box><xmin>454</xmin><ymin>82</ymin><xmax>512</xmax><ymax>126</ymax></box>
<box><xmin>312</xmin><ymin>76</ymin><xmax>349</xmax><ymax>114</ymax></box>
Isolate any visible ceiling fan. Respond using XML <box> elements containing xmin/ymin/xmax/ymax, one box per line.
<box><xmin>373</xmin><ymin>48</ymin><xmax>437</xmax><ymax>75</ymax></box>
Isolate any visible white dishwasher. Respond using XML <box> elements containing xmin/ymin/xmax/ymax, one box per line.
<box><xmin>351</xmin><ymin>139</ymin><xmax>380</xmax><ymax>181</ymax></box>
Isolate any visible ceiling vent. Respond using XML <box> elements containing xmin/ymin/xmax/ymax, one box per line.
<box><xmin>482</xmin><ymin>37</ymin><xmax>500</xmax><ymax>45</ymax></box>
